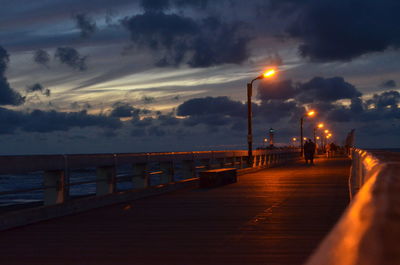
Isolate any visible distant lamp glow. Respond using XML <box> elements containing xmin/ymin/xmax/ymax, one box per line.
<box><xmin>303</xmin><ymin>137</ymin><xmax>307</xmax><ymax>141</ymax></box>
<box><xmin>292</xmin><ymin>137</ymin><xmax>297</xmax><ymax>141</ymax></box>
<box><xmin>307</xmin><ymin>110</ymin><xmax>316</xmax><ymax>116</ymax></box>
<box><xmin>324</xmin><ymin>130</ymin><xmax>329</xmax><ymax>134</ymax></box>
<box><xmin>318</xmin><ymin>123</ymin><xmax>324</xmax><ymax>128</ymax></box>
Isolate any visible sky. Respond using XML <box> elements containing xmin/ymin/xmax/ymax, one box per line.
<box><xmin>0</xmin><ymin>0</ymin><xmax>399</xmax><ymax>155</ymax></box>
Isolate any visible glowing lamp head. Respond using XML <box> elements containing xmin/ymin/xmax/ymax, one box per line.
<box><xmin>292</xmin><ymin>137</ymin><xmax>297</xmax><ymax>141</ymax></box>
<box><xmin>263</xmin><ymin>69</ymin><xmax>276</xmax><ymax>78</ymax></box>
<box><xmin>316</xmin><ymin>136</ymin><xmax>320</xmax><ymax>140</ymax></box>
<box><xmin>303</xmin><ymin>137</ymin><xmax>307</xmax><ymax>141</ymax></box>
<box><xmin>324</xmin><ymin>130</ymin><xmax>329</xmax><ymax>134</ymax></box>
<box><xmin>307</xmin><ymin>110</ymin><xmax>316</xmax><ymax>117</ymax></box>
<box><xmin>318</xmin><ymin>123</ymin><xmax>324</xmax><ymax>128</ymax></box>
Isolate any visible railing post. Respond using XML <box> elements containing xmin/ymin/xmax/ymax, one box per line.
<box><xmin>44</xmin><ymin>170</ymin><xmax>66</xmax><ymax>205</ymax></box>
<box><xmin>200</xmin><ymin>158</ymin><xmax>211</xmax><ymax>170</ymax></box>
<box><xmin>236</xmin><ymin>156</ymin><xmax>243</xmax><ymax>169</ymax></box>
<box><xmin>182</xmin><ymin>160</ymin><xmax>196</xmax><ymax>179</ymax></box>
<box><xmin>217</xmin><ymin>158</ymin><xmax>225</xmax><ymax>168</ymax></box>
<box><xmin>160</xmin><ymin>161</ymin><xmax>174</xmax><ymax>183</ymax></box>
<box><xmin>132</xmin><ymin>163</ymin><xmax>149</xmax><ymax>189</ymax></box>
<box><xmin>261</xmin><ymin>154</ymin><xmax>266</xmax><ymax>166</ymax></box>
<box><xmin>227</xmin><ymin>157</ymin><xmax>235</xmax><ymax>167</ymax></box>
<box><xmin>96</xmin><ymin>166</ymin><xmax>116</xmax><ymax>196</ymax></box>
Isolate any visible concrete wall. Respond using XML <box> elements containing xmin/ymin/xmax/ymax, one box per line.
<box><xmin>306</xmin><ymin>149</ymin><xmax>400</xmax><ymax>265</ymax></box>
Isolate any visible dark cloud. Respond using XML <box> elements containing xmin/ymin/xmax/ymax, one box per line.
<box><xmin>110</xmin><ymin>102</ymin><xmax>136</xmax><ymax>118</ymax></box>
<box><xmin>148</xmin><ymin>126</ymin><xmax>167</xmax><ymax>136</ymax></box>
<box><xmin>0</xmin><ymin>108</ymin><xmax>122</xmax><ymax>134</ymax></box>
<box><xmin>140</xmin><ymin>0</ymin><xmax>170</xmax><ymax>11</ymax></box>
<box><xmin>326</xmin><ymin>107</ymin><xmax>352</xmax><ymax>122</ymax></box>
<box><xmin>255</xmin><ymin>100</ymin><xmax>300</xmax><ymax>123</ymax></box>
<box><xmin>381</xmin><ymin>80</ymin><xmax>397</xmax><ymax>88</ymax></box>
<box><xmin>33</xmin><ymin>49</ymin><xmax>50</xmax><ymax>68</ymax></box>
<box><xmin>367</xmin><ymin>90</ymin><xmax>400</xmax><ymax>110</ymax></box>
<box><xmin>0</xmin><ymin>46</ymin><xmax>8</xmax><ymax>76</ymax></box>
<box><xmin>177</xmin><ymin>96</ymin><xmax>246</xmax><ymax>127</ymax></box>
<box><xmin>142</xmin><ymin>96</ymin><xmax>155</xmax><ymax>104</ymax></box>
<box><xmin>74</xmin><ymin>13</ymin><xmax>97</xmax><ymax>38</ymax></box>
<box><xmin>257</xmin><ymin>76</ymin><xmax>362</xmax><ymax>104</ymax></box>
<box><xmin>280</xmin><ymin>0</ymin><xmax>400</xmax><ymax>61</ymax></box>
<box><xmin>182</xmin><ymin>114</ymin><xmax>231</xmax><ymax>127</ymax></box>
<box><xmin>26</xmin><ymin>83</ymin><xmax>51</xmax><ymax>97</ymax></box>
<box><xmin>296</xmin><ymin>77</ymin><xmax>362</xmax><ymax>103</ymax></box>
<box><xmin>130</xmin><ymin>128</ymin><xmax>147</xmax><ymax>137</ymax></box>
<box><xmin>177</xmin><ymin>96</ymin><xmax>245</xmax><ymax>117</ymax></box>
<box><xmin>0</xmin><ymin>46</ymin><xmax>25</xmax><ymax>106</ymax></box>
<box><xmin>122</xmin><ymin>12</ymin><xmax>251</xmax><ymax>67</ymax></box>
<box><xmin>139</xmin><ymin>0</ymin><xmax>210</xmax><ymax>11</ymax></box>
<box><xmin>0</xmin><ymin>77</ymin><xmax>25</xmax><ymax>106</ymax></box>
<box><xmin>258</xmin><ymin>79</ymin><xmax>296</xmax><ymax>100</ymax></box>
<box><xmin>54</xmin><ymin>47</ymin><xmax>87</xmax><ymax>71</ymax></box>
<box><xmin>350</xmin><ymin>97</ymin><xmax>363</xmax><ymax>114</ymax></box>
<box><xmin>132</xmin><ymin>117</ymin><xmax>154</xmax><ymax>127</ymax></box>
<box><xmin>110</xmin><ymin>102</ymin><xmax>151</xmax><ymax>119</ymax></box>
<box><xmin>70</xmin><ymin>101</ymin><xmax>92</xmax><ymax>110</ymax></box>
<box><xmin>174</xmin><ymin>0</ymin><xmax>210</xmax><ymax>8</ymax></box>
<box><xmin>158</xmin><ymin>114</ymin><xmax>180</xmax><ymax>126</ymax></box>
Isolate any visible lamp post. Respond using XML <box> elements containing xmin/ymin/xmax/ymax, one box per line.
<box><xmin>315</xmin><ymin>123</ymin><xmax>324</xmax><ymax>151</ymax></box>
<box><xmin>247</xmin><ymin>69</ymin><xmax>276</xmax><ymax>165</ymax></box>
<box><xmin>300</xmin><ymin>110</ymin><xmax>315</xmax><ymax>157</ymax></box>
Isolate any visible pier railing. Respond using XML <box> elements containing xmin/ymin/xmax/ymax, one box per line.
<box><xmin>306</xmin><ymin>149</ymin><xmax>400</xmax><ymax>265</ymax></box>
<box><xmin>0</xmin><ymin>148</ymin><xmax>299</xmax><ymax>230</ymax></box>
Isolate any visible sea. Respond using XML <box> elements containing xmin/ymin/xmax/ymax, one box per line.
<box><xmin>1</xmin><ymin>149</ymin><xmax>399</xmax><ymax>208</ymax></box>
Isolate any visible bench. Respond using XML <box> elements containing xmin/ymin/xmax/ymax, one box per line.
<box><xmin>199</xmin><ymin>168</ymin><xmax>237</xmax><ymax>188</ymax></box>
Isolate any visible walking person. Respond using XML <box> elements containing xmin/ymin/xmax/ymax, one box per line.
<box><xmin>304</xmin><ymin>139</ymin><xmax>316</xmax><ymax>165</ymax></box>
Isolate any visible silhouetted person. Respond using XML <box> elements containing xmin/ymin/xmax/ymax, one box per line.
<box><xmin>330</xmin><ymin>142</ymin><xmax>337</xmax><ymax>157</ymax></box>
<box><xmin>304</xmin><ymin>139</ymin><xmax>316</xmax><ymax>165</ymax></box>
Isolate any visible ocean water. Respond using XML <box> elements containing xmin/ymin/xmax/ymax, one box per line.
<box><xmin>0</xmin><ymin>161</ymin><xmax>193</xmax><ymax>207</ymax></box>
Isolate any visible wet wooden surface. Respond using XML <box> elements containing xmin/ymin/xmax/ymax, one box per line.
<box><xmin>0</xmin><ymin>157</ymin><xmax>350</xmax><ymax>265</ymax></box>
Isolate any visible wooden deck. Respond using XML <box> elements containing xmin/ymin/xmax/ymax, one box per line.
<box><xmin>0</xmin><ymin>157</ymin><xmax>350</xmax><ymax>265</ymax></box>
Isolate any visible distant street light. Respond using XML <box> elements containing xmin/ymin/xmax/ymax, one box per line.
<box><xmin>247</xmin><ymin>69</ymin><xmax>276</xmax><ymax>165</ymax></box>
<box><xmin>300</xmin><ymin>110</ymin><xmax>316</xmax><ymax>156</ymax></box>
<box><xmin>314</xmin><ymin>123</ymin><xmax>325</xmax><ymax>146</ymax></box>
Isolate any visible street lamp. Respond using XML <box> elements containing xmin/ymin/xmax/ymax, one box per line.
<box><xmin>292</xmin><ymin>137</ymin><xmax>297</xmax><ymax>147</ymax></box>
<box><xmin>314</xmin><ymin>123</ymin><xmax>324</xmax><ymax>147</ymax></box>
<box><xmin>247</xmin><ymin>68</ymin><xmax>276</xmax><ymax>165</ymax></box>
<box><xmin>300</xmin><ymin>110</ymin><xmax>316</xmax><ymax>156</ymax></box>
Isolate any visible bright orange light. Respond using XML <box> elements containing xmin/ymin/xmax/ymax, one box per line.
<box><xmin>303</xmin><ymin>137</ymin><xmax>307</xmax><ymax>141</ymax></box>
<box><xmin>307</xmin><ymin>110</ymin><xmax>316</xmax><ymax>116</ymax></box>
<box><xmin>316</xmin><ymin>136</ymin><xmax>320</xmax><ymax>140</ymax></box>
<box><xmin>324</xmin><ymin>129</ymin><xmax>329</xmax><ymax>134</ymax></box>
<box><xmin>318</xmin><ymin>123</ymin><xmax>324</xmax><ymax>128</ymax></box>
<box><xmin>263</xmin><ymin>69</ymin><xmax>276</xmax><ymax>78</ymax></box>
<box><xmin>328</xmin><ymin>133</ymin><xmax>332</xmax><ymax>137</ymax></box>
<box><xmin>292</xmin><ymin>137</ymin><xmax>297</xmax><ymax>141</ymax></box>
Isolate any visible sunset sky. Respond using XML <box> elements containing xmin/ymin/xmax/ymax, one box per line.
<box><xmin>0</xmin><ymin>0</ymin><xmax>399</xmax><ymax>154</ymax></box>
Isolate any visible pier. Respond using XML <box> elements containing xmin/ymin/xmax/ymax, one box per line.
<box><xmin>0</xmin><ymin>149</ymin><xmax>398</xmax><ymax>264</ymax></box>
